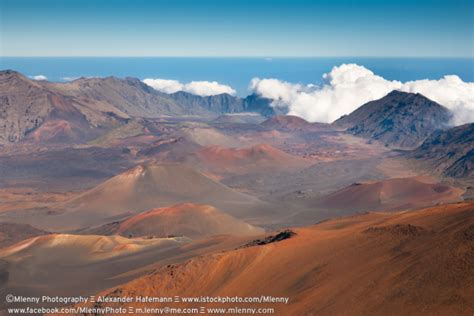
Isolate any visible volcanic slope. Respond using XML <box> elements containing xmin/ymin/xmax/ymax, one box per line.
<box><xmin>311</xmin><ymin>176</ymin><xmax>464</xmax><ymax>214</ymax></box>
<box><xmin>82</xmin><ymin>203</ymin><xmax>265</xmax><ymax>239</ymax></box>
<box><xmin>72</xmin><ymin>202</ymin><xmax>474</xmax><ymax>316</ymax></box>
<box><xmin>334</xmin><ymin>90</ymin><xmax>452</xmax><ymax>148</ymax></box>
<box><xmin>0</xmin><ymin>234</ymin><xmax>188</xmax><ymax>299</ymax></box>
<box><xmin>0</xmin><ymin>223</ymin><xmax>49</xmax><ymax>248</ymax></box>
<box><xmin>188</xmin><ymin>144</ymin><xmax>311</xmax><ymax>175</ymax></box>
<box><xmin>176</xmin><ymin>126</ymin><xmax>243</xmax><ymax>147</ymax></box>
<box><xmin>261</xmin><ymin>115</ymin><xmax>328</xmax><ymax>131</ymax></box>
<box><xmin>409</xmin><ymin>123</ymin><xmax>474</xmax><ymax>178</ymax></box>
<box><xmin>0</xmin><ymin>70</ymin><xmax>126</xmax><ymax>144</ymax></box>
<box><xmin>0</xmin><ymin>70</ymin><xmax>275</xmax><ymax>144</ymax></box>
<box><xmin>19</xmin><ymin>164</ymin><xmax>268</xmax><ymax>231</ymax></box>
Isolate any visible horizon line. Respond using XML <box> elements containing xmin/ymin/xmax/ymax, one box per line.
<box><xmin>2</xmin><ymin>56</ymin><xmax>474</xmax><ymax>59</ymax></box>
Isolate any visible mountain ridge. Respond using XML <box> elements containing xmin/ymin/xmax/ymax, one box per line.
<box><xmin>408</xmin><ymin>123</ymin><xmax>474</xmax><ymax>178</ymax></box>
<box><xmin>63</xmin><ymin>202</ymin><xmax>474</xmax><ymax>316</ymax></box>
<box><xmin>0</xmin><ymin>70</ymin><xmax>276</xmax><ymax>144</ymax></box>
<box><xmin>334</xmin><ymin>90</ymin><xmax>453</xmax><ymax>148</ymax></box>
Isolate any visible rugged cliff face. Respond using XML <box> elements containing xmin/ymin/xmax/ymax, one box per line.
<box><xmin>334</xmin><ymin>90</ymin><xmax>452</xmax><ymax>148</ymax></box>
<box><xmin>0</xmin><ymin>71</ymin><xmax>276</xmax><ymax>144</ymax></box>
<box><xmin>0</xmin><ymin>71</ymin><xmax>129</xmax><ymax>144</ymax></box>
<box><xmin>0</xmin><ymin>70</ymin><xmax>56</xmax><ymax>143</ymax></box>
<box><xmin>408</xmin><ymin>123</ymin><xmax>474</xmax><ymax>178</ymax></box>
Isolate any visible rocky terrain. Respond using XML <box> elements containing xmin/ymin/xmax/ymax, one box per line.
<box><xmin>0</xmin><ymin>70</ymin><xmax>123</xmax><ymax>144</ymax></box>
<box><xmin>0</xmin><ymin>71</ymin><xmax>472</xmax><ymax>315</ymax></box>
<box><xmin>63</xmin><ymin>202</ymin><xmax>474</xmax><ymax>316</ymax></box>
<box><xmin>334</xmin><ymin>90</ymin><xmax>452</xmax><ymax>148</ymax></box>
<box><xmin>0</xmin><ymin>70</ymin><xmax>275</xmax><ymax>144</ymax></box>
<box><xmin>408</xmin><ymin>123</ymin><xmax>474</xmax><ymax>178</ymax></box>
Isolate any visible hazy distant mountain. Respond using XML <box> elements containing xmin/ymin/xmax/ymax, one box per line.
<box><xmin>167</xmin><ymin>91</ymin><xmax>278</xmax><ymax>117</ymax></box>
<box><xmin>63</xmin><ymin>76</ymin><xmax>276</xmax><ymax>118</ymax></box>
<box><xmin>54</xmin><ymin>76</ymin><xmax>190</xmax><ymax>117</ymax></box>
<box><xmin>0</xmin><ymin>70</ymin><xmax>125</xmax><ymax>144</ymax></box>
<box><xmin>409</xmin><ymin>123</ymin><xmax>473</xmax><ymax>178</ymax></box>
<box><xmin>334</xmin><ymin>91</ymin><xmax>452</xmax><ymax>148</ymax></box>
<box><xmin>243</xmin><ymin>94</ymin><xmax>283</xmax><ymax>117</ymax></box>
<box><xmin>167</xmin><ymin>91</ymin><xmax>245</xmax><ymax>113</ymax></box>
<box><xmin>212</xmin><ymin>113</ymin><xmax>266</xmax><ymax>124</ymax></box>
<box><xmin>0</xmin><ymin>70</ymin><xmax>276</xmax><ymax>144</ymax></box>
<box><xmin>261</xmin><ymin>115</ymin><xmax>328</xmax><ymax>131</ymax></box>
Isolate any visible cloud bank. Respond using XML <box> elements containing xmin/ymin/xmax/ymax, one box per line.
<box><xmin>250</xmin><ymin>64</ymin><xmax>474</xmax><ymax>125</ymax></box>
<box><xmin>30</xmin><ymin>75</ymin><xmax>47</xmax><ymax>81</ymax></box>
<box><xmin>143</xmin><ymin>78</ymin><xmax>236</xmax><ymax>96</ymax></box>
<box><xmin>61</xmin><ymin>76</ymin><xmax>80</xmax><ymax>81</ymax></box>
<box><xmin>400</xmin><ymin>76</ymin><xmax>474</xmax><ymax>125</ymax></box>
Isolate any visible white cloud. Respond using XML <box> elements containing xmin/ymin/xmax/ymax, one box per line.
<box><xmin>184</xmin><ymin>81</ymin><xmax>236</xmax><ymax>96</ymax></box>
<box><xmin>31</xmin><ymin>75</ymin><xmax>47</xmax><ymax>81</ymax></box>
<box><xmin>143</xmin><ymin>78</ymin><xmax>236</xmax><ymax>96</ymax></box>
<box><xmin>250</xmin><ymin>64</ymin><xmax>474</xmax><ymax>125</ymax></box>
<box><xmin>61</xmin><ymin>76</ymin><xmax>80</xmax><ymax>82</ymax></box>
<box><xmin>143</xmin><ymin>78</ymin><xmax>183</xmax><ymax>94</ymax></box>
<box><xmin>400</xmin><ymin>75</ymin><xmax>474</xmax><ymax>125</ymax></box>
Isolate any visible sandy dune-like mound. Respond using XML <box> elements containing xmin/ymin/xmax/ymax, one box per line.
<box><xmin>0</xmin><ymin>233</ymin><xmax>192</xmax><ymax>300</ymax></box>
<box><xmin>192</xmin><ymin>144</ymin><xmax>310</xmax><ymax>174</ymax></box>
<box><xmin>73</xmin><ymin>202</ymin><xmax>474</xmax><ymax>316</ymax></box>
<box><xmin>39</xmin><ymin>163</ymin><xmax>264</xmax><ymax>231</ymax></box>
<box><xmin>178</xmin><ymin>126</ymin><xmax>242</xmax><ymax>147</ymax></box>
<box><xmin>313</xmin><ymin>176</ymin><xmax>464</xmax><ymax>212</ymax></box>
<box><xmin>138</xmin><ymin>136</ymin><xmax>201</xmax><ymax>159</ymax></box>
<box><xmin>0</xmin><ymin>223</ymin><xmax>49</xmax><ymax>248</ymax></box>
<box><xmin>0</xmin><ymin>234</ymin><xmax>185</xmax><ymax>263</ymax></box>
<box><xmin>85</xmin><ymin>203</ymin><xmax>264</xmax><ymax>239</ymax></box>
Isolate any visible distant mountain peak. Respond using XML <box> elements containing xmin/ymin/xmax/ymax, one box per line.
<box><xmin>0</xmin><ymin>70</ymin><xmax>278</xmax><ymax>144</ymax></box>
<box><xmin>334</xmin><ymin>90</ymin><xmax>452</xmax><ymax>148</ymax></box>
<box><xmin>0</xmin><ymin>69</ymin><xmax>35</xmax><ymax>84</ymax></box>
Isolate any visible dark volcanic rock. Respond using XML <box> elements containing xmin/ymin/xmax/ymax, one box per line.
<box><xmin>167</xmin><ymin>92</ymin><xmax>278</xmax><ymax>118</ymax></box>
<box><xmin>334</xmin><ymin>91</ymin><xmax>453</xmax><ymax>148</ymax></box>
<box><xmin>241</xmin><ymin>229</ymin><xmax>296</xmax><ymax>248</ymax></box>
<box><xmin>243</xmin><ymin>94</ymin><xmax>283</xmax><ymax>117</ymax></box>
<box><xmin>168</xmin><ymin>91</ymin><xmax>246</xmax><ymax>114</ymax></box>
<box><xmin>364</xmin><ymin>224</ymin><xmax>426</xmax><ymax>237</ymax></box>
<box><xmin>408</xmin><ymin>123</ymin><xmax>474</xmax><ymax>178</ymax></box>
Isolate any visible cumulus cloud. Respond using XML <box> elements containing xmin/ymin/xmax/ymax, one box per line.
<box><xmin>250</xmin><ymin>64</ymin><xmax>474</xmax><ymax>125</ymax></box>
<box><xmin>400</xmin><ymin>76</ymin><xmax>474</xmax><ymax>125</ymax></box>
<box><xmin>142</xmin><ymin>79</ymin><xmax>183</xmax><ymax>94</ymax></box>
<box><xmin>184</xmin><ymin>81</ymin><xmax>236</xmax><ymax>96</ymax></box>
<box><xmin>30</xmin><ymin>75</ymin><xmax>47</xmax><ymax>81</ymax></box>
<box><xmin>143</xmin><ymin>78</ymin><xmax>236</xmax><ymax>96</ymax></box>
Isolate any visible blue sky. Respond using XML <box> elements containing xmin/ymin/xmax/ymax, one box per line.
<box><xmin>1</xmin><ymin>0</ymin><xmax>473</xmax><ymax>57</ymax></box>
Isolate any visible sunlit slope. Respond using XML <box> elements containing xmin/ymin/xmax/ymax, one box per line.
<box><xmin>76</xmin><ymin>202</ymin><xmax>474</xmax><ymax>315</ymax></box>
